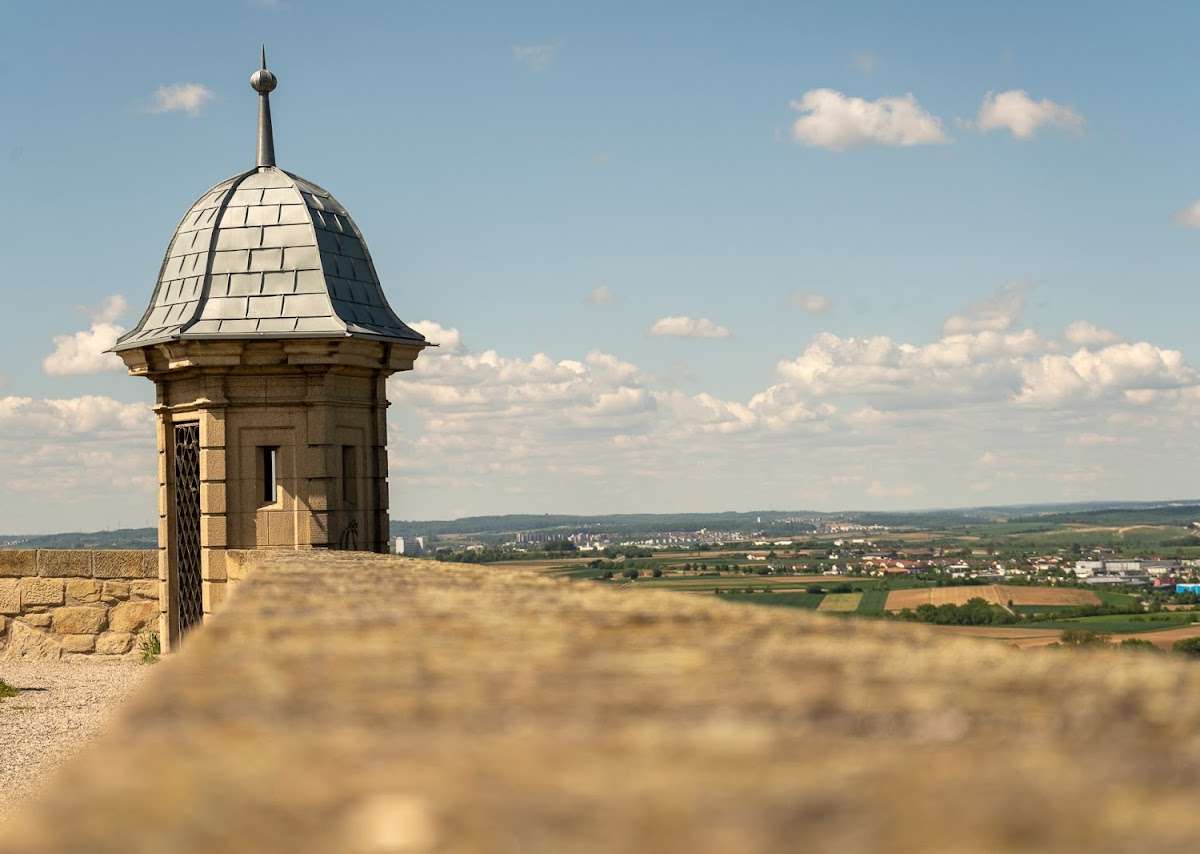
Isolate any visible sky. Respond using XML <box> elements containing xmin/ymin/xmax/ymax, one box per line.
<box><xmin>3</xmin><ymin>1</ymin><xmax>1200</xmax><ymax>531</ymax></box>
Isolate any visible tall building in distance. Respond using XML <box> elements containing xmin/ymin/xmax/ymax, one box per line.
<box><xmin>394</xmin><ymin>536</ymin><xmax>426</xmax><ymax>556</ymax></box>
<box><xmin>113</xmin><ymin>50</ymin><xmax>428</xmax><ymax>649</ymax></box>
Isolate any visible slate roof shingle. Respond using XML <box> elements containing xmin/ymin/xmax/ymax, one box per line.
<box><xmin>114</xmin><ymin>166</ymin><xmax>425</xmax><ymax>351</ymax></box>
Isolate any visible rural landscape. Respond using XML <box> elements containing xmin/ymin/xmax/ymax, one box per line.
<box><xmin>9</xmin><ymin>2</ymin><xmax>1200</xmax><ymax>849</ymax></box>
<box><xmin>412</xmin><ymin>501</ymin><xmax>1200</xmax><ymax>653</ymax></box>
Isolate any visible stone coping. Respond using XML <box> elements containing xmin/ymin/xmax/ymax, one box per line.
<box><xmin>0</xmin><ymin>550</ymin><xmax>156</xmax><ymax>580</ymax></box>
<box><xmin>4</xmin><ymin>551</ymin><xmax>1200</xmax><ymax>852</ymax></box>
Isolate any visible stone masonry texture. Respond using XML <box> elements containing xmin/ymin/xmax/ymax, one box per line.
<box><xmin>5</xmin><ymin>552</ymin><xmax>1200</xmax><ymax>852</ymax></box>
<box><xmin>0</xmin><ymin>550</ymin><xmax>159</xmax><ymax>660</ymax></box>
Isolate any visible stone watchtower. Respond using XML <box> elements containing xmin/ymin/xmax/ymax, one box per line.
<box><xmin>114</xmin><ymin>51</ymin><xmax>426</xmax><ymax>649</ymax></box>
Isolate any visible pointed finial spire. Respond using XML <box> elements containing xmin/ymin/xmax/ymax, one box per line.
<box><xmin>250</xmin><ymin>45</ymin><xmax>278</xmax><ymax>168</ymax></box>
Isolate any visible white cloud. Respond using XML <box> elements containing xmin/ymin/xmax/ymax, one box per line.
<box><xmin>789</xmin><ymin>89</ymin><xmax>948</xmax><ymax>151</ymax></box>
<box><xmin>149</xmin><ymin>83</ymin><xmax>214</xmax><ymax>116</ymax></box>
<box><xmin>1172</xmin><ymin>202</ymin><xmax>1200</xmax><ymax>228</ymax></box>
<box><xmin>942</xmin><ymin>282</ymin><xmax>1027</xmax><ymax>335</ymax></box>
<box><xmin>649</xmin><ymin>316</ymin><xmax>731</xmax><ymax>339</ymax></box>
<box><xmin>585</xmin><ymin>286</ymin><xmax>616</xmax><ymax>305</ymax></box>
<box><xmin>770</xmin><ymin>328</ymin><xmax>1042</xmax><ymax>405</ymax></box>
<box><xmin>43</xmin><ymin>295</ymin><xmax>128</xmax><ymax>377</ymax></box>
<box><xmin>409</xmin><ymin>320</ymin><xmax>463</xmax><ymax>355</ymax></box>
<box><xmin>15</xmin><ymin>286</ymin><xmax>1200</xmax><ymax>527</ymax></box>
<box><xmin>0</xmin><ymin>395</ymin><xmax>155</xmax><ymax>529</ymax></box>
<box><xmin>512</xmin><ymin>44</ymin><xmax>560</xmax><ymax>72</ymax></box>
<box><xmin>1016</xmin><ymin>343</ymin><xmax>1194</xmax><ymax>406</ymax></box>
<box><xmin>974</xmin><ymin>90</ymin><xmax>1083</xmax><ymax>140</ymax></box>
<box><xmin>0</xmin><ymin>395</ymin><xmax>149</xmax><ymax>435</ymax></box>
<box><xmin>791</xmin><ymin>291</ymin><xmax>832</xmax><ymax>315</ymax></box>
<box><xmin>1064</xmin><ymin>320</ymin><xmax>1120</xmax><ymax>347</ymax></box>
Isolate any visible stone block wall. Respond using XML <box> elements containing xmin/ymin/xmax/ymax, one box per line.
<box><xmin>0</xmin><ymin>550</ymin><xmax>161</xmax><ymax>659</ymax></box>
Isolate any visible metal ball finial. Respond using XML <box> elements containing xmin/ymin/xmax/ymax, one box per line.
<box><xmin>250</xmin><ymin>45</ymin><xmax>277</xmax><ymax>93</ymax></box>
<box><xmin>250</xmin><ymin>68</ymin><xmax>277</xmax><ymax>93</ymax></box>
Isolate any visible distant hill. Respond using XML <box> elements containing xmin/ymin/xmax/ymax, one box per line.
<box><xmin>7</xmin><ymin>500</ymin><xmax>1199</xmax><ymax>549</ymax></box>
<box><xmin>1010</xmin><ymin>503</ymin><xmax>1200</xmax><ymax>527</ymax></box>
<box><xmin>390</xmin><ymin>501</ymin><xmax>1200</xmax><ymax>539</ymax></box>
<box><xmin>390</xmin><ymin>512</ymin><xmax>822</xmax><ymax>540</ymax></box>
<box><xmin>0</xmin><ymin>528</ymin><xmax>158</xmax><ymax>550</ymax></box>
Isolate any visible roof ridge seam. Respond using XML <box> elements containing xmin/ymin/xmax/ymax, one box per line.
<box><xmin>176</xmin><ymin>168</ymin><xmax>261</xmax><ymax>338</ymax></box>
<box><xmin>113</xmin><ymin>174</ymin><xmax>244</xmax><ymax>352</ymax></box>
<box><xmin>290</xmin><ymin>171</ymin><xmax>352</xmax><ymax>337</ymax></box>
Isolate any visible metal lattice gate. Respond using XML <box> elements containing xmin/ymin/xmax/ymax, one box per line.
<box><xmin>173</xmin><ymin>423</ymin><xmax>204</xmax><ymax>634</ymax></box>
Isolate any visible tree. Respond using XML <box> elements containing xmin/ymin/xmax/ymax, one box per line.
<box><xmin>1120</xmin><ymin>638</ymin><xmax>1163</xmax><ymax>653</ymax></box>
<box><xmin>652</xmin><ymin>567</ymin><xmax>663</xmax><ymax>578</ymax></box>
<box><xmin>1173</xmin><ymin>637</ymin><xmax>1200</xmax><ymax>657</ymax></box>
<box><xmin>1060</xmin><ymin>629</ymin><xmax>1110</xmax><ymax>647</ymax></box>
<box><xmin>623</xmin><ymin>568</ymin><xmax>640</xmax><ymax>580</ymax></box>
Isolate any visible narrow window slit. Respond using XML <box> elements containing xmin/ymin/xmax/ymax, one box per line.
<box><xmin>262</xmin><ymin>446</ymin><xmax>278</xmax><ymax>504</ymax></box>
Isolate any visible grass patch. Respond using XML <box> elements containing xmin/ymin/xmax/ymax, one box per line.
<box><xmin>1012</xmin><ymin>604</ymin><xmax>1090</xmax><ymax>615</ymax></box>
<box><xmin>1026</xmin><ymin>613</ymin><xmax>1197</xmax><ymax>634</ymax></box>
<box><xmin>819</xmin><ymin>592</ymin><xmax>863</xmax><ymax>612</ymax></box>
<box><xmin>857</xmin><ymin>589</ymin><xmax>890</xmax><ymax>615</ymax></box>
<box><xmin>0</xmin><ymin>679</ymin><xmax>18</xmax><ymax>700</ymax></box>
<box><xmin>1094</xmin><ymin>590</ymin><xmax>1140</xmax><ymax>608</ymax></box>
<box><xmin>138</xmin><ymin>632</ymin><xmax>161</xmax><ymax>665</ymax></box>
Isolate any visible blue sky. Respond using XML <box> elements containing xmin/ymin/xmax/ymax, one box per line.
<box><xmin>3</xmin><ymin>1</ymin><xmax>1200</xmax><ymax>531</ymax></box>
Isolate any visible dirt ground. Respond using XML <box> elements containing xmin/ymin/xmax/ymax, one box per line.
<box><xmin>0</xmin><ymin>660</ymin><xmax>148</xmax><ymax>822</ymax></box>
<box><xmin>885</xmin><ymin>584</ymin><xmax>1099</xmax><ymax>611</ymax></box>
<box><xmin>919</xmin><ymin>623</ymin><xmax>1200</xmax><ymax>650</ymax></box>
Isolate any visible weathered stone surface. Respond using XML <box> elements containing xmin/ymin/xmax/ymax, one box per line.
<box><xmin>95</xmin><ymin>632</ymin><xmax>134</xmax><ymax>656</ymax></box>
<box><xmin>101</xmin><ymin>581</ymin><xmax>130</xmax><ymax>602</ymax></box>
<box><xmin>50</xmin><ymin>606</ymin><xmax>107</xmax><ymax>635</ymax></box>
<box><xmin>129</xmin><ymin>581</ymin><xmax>159</xmax><ymax>600</ymax></box>
<box><xmin>65</xmin><ymin>579</ymin><xmax>101</xmax><ymax>604</ymax></box>
<box><xmin>0</xmin><ymin>579</ymin><xmax>19</xmax><ymax>615</ymax></box>
<box><xmin>108</xmin><ymin>602</ymin><xmax>157</xmax><ymax>634</ymax></box>
<box><xmin>20</xmin><ymin>613</ymin><xmax>52</xmax><ymax>628</ymax></box>
<box><xmin>60</xmin><ymin>634</ymin><xmax>96</xmax><ymax>654</ymax></box>
<box><xmin>7</xmin><ymin>552</ymin><xmax>1200</xmax><ymax>853</ymax></box>
<box><xmin>37</xmin><ymin>550</ymin><xmax>91</xmax><ymax>578</ymax></box>
<box><xmin>92</xmin><ymin>550</ymin><xmax>157</xmax><ymax>580</ymax></box>
<box><xmin>1</xmin><ymin>621</ymin><xmax>61</xmax><ymax>660</ymax></box>
<box><xmin>19</xmin><ymin>578</ymin><xmax>63</xmax><ymax>607</ymax></box>
<box><xmin>0</xmin><ymin>550</ymin><xmax>35</xmax><ymax>577</ymax></box>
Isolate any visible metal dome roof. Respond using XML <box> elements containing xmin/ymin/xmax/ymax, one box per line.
<box><xmin>114</xmin><ymin>51</ymin><xmax>424</xmax><ymax>353</ymax></box>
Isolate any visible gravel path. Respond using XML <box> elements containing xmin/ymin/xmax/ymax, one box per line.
<box><xmin>0</xmin><ymin>660</ymin><xmax>149</xmax><ymax>822</ymax></box>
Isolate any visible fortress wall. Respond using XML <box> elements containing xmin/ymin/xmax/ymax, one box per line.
<box><xmin>0</xmin><ymin>550</ymin><xmax>160</xmax><ymax>659</ymax></box>
<box><xmin>5</xmin><ymin>550</ymin><xmax>1200</xmax><ymax>852</ymax></box>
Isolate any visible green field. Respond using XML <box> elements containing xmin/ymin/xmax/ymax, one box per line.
<box><xmin>856</xmin><ymin>589</ymin><xmax>889</xmax><ymax>615</ymax></box>
<box><xmin>1095</xmin><ymin>590</ymin><xmax>1141</xmax><ymax>607</ymax></box>
<box><xmin>1012</xmin><ymin>604</ymin><xmax>1084</xmax><ymax>615</ymax></box>
<box><xmin>1025</xmin><ymin>613</ymin><xmax>1199</xmax><ymax>634</ymax></box>
<box><xmin>719</xmin><ymin>592</ymin><xmax>825</xmax><ymax>609</ymax></box>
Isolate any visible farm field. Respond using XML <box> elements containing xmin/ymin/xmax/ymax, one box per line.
<box><xmin>818</xmin><ymin>592</ymin><xmax>862</xmax><ymax>612</ymax></box>
<box><xmin>923</xmin><ymin>619</ymin><xmax>1200</xmax><ymax>648</ymax></box>
<box><xmin>885</xmin><ymin>585</ymin><xmax>1101</xmax><ymax>612</ymax></box>
<box><xmin>719</xmin><ymin>592</ymin><xmax>825</xmax><ymax>609</ymax></box>
<box><xmin>502</xmin><ymin>558</ymin><xmax>595</xmax><ymax>572</ymax></box>
<box><xmin>857</xmin><ymin>589</ymin><xmax>890</xmax><ymax>615</ymax></box>
<box><xmin>1122</xmin><ymin>624</ymin><xmax>1200</xmax><ymax>649</ymax></box>
<box><xmin>636</xmin><ymin>575</ymin><xmax>832</xmax><ymax>590</ymax></box>
<box><xmin>1023</xmin><ymin>612</ymin><xmax>1198</xmax><ymax>634</ymax></box>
